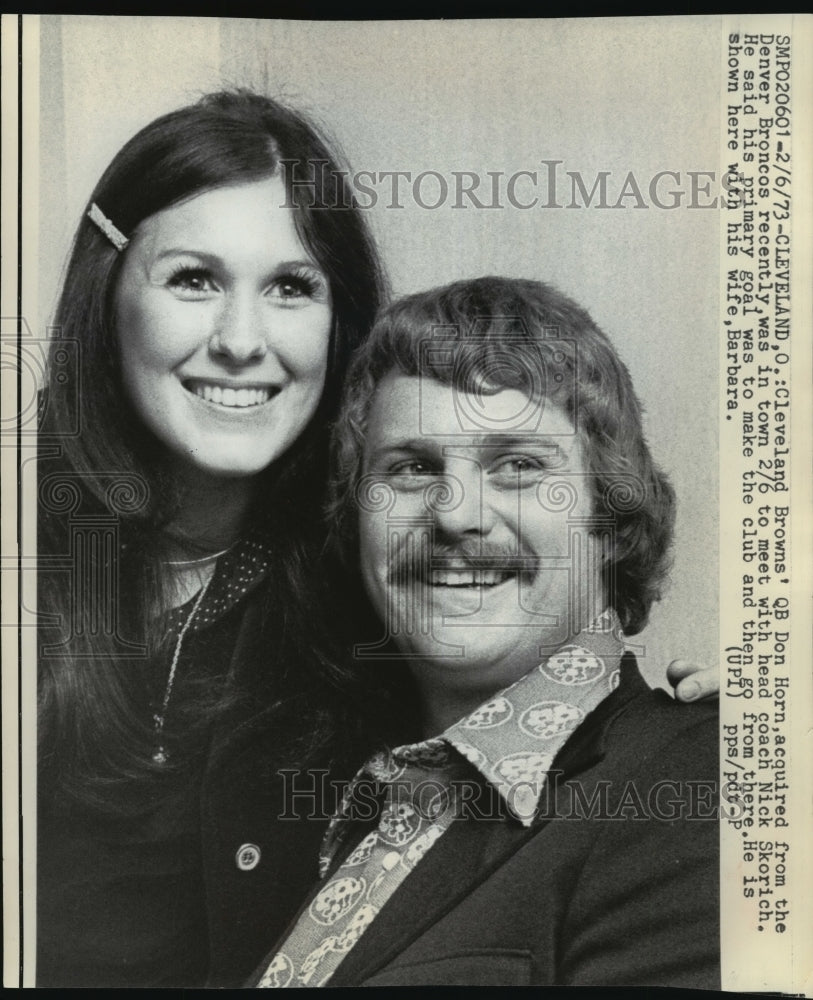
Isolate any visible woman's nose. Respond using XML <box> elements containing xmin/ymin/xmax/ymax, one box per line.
<box><xmin>209</xmin><ymin>292</ymin><xmax>267</xmax><ymax>364</ymax></box>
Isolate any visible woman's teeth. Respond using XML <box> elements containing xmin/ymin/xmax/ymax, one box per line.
<box><xmin>431</xmin><ymin>569</ymin><xmax>512</xmax><ymax>587</ymax></box>
<box><xmin>192</xmin><ymin>384</ymin><xmax>270</xmax><ymax>407</ymax></box>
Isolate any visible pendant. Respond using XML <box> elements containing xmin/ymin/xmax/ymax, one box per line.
<box><xmin>152</xmin><ymin>747</ymin><xmax>168</xmax><ymax>765</ymax></box>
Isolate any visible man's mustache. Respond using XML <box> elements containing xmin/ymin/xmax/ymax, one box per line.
<box><xmin>386</xmin><ymin>537</ymin><xmax>538</xmax><ymax>583</ymax></box>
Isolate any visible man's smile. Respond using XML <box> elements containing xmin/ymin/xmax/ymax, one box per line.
<box><xmin>391</xmin><ymin>553</ymin><xmax>536</xmax><ymax>590</ymax></box>
<box><xmin>430</xmin><ymin>568</ymin><xmax>515</xmax><ymax>588</ymax></box>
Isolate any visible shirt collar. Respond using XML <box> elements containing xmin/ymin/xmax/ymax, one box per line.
<box><xmin>165</xmin><ymin>528</ymin><xmax>274</xmax><ymax>636</ymax></box>
<box><xmin>322</xmin><ymin>609</ymin><xmax>628</xmax><ymax>875</ymax></box>
<box><xmin>443</xmin><ymin>608</ymin><xmax>627</xmax><ymax>825</ymax></box>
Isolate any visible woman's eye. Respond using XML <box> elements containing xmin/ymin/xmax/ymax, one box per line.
<box><xmin>269</xmin><ymin>272</ymin><xmax>324</xmax><ymax>303</ymax></box>
<box><xmin>277</xmin><ymin>280</ymin><xmax>308</xmax><ymax>299</ymax></box>
<box><xmin>167</xmin><ymin>268</ymin><xmax>217</xmax><ymax>296</ymax></box>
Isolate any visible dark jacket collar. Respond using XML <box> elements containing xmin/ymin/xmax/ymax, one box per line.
<box><xmin>547</xmin><ymin>650</ymin><xmax>647</xmax><ymax>789</ymax></box>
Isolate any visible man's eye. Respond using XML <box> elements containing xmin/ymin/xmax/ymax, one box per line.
<box><xmin>490</xmin><ymin>456</ymin><xmax>549</xmax><ymax>485</ymax></box>
<box><xmin>493</xmin><ymin>457</ymin><xmax>546</xmax><ymax>473</ymax></box>
<box><xmin>386</xmin><ymin>461</ymin><xmax>442</xmax><ymax>491</ymax></box>
<box><xmin>389</xmin><ymin>460</ymin><xmax>437</xmax><ymax>477</ymax></box>
<box><xmin>167</xmin><ymin>268</ymin><xmax>217</xmax><ymax>296</ymax></box>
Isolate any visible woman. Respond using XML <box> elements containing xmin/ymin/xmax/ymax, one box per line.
<box><xmin>36</xmin><ymin>90</ymin><xmax>386</xmax><ymax>988</ymax></box>
<box><xmin>36</xmin><ymin>89</ymin><xmax>715</xmax><ymax>988</ymax></box>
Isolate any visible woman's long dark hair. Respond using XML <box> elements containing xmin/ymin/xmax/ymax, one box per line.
<box><xmin>38</xmin><ymin>90</ymin><xmax>387</xmax><ymax>804</ymax></box>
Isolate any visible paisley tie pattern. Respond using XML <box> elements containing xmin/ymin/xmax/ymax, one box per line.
<box><xmin>257</xmin><ymin>609</ymin><xmax>626</xmax><ymax>988</ymax></box>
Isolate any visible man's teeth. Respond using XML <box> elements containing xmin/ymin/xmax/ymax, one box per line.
<box><xmin>431</xmin><ymin>569</ymin><xmax>512</xmax><ymax>587</ymax></box>
<box><xmin>193</xmin><ymin>384</ymin><xmax>270</xmax><ymax>407</ymax></box>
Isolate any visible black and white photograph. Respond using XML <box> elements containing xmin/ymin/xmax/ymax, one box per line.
<box><xmin>1</xmin><ymin>13</ymin><xmax>811</xmax><ymax>991</ymax></box>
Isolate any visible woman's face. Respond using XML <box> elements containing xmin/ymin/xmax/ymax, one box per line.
<box><xmin>114</xmin><ymin>176</ymin><xmax>332</xmax><ymax>481</ymax></box>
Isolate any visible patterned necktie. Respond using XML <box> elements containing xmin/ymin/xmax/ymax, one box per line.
<box><xmin>258</xmin><ymin>745</ymin><xmax>465</xmax><ymax>988</ymax></box>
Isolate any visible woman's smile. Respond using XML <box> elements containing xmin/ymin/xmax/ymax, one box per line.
<box><xmin>182</xmin><ymin>378</ymin><xmax>278</xmax><ymax>408</ymax></box>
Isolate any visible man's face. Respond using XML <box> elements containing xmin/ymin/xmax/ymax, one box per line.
<box><xmin>359</xmin><ymin>371</ymin><xmax>606</xmax><ymax>701</ymax></box>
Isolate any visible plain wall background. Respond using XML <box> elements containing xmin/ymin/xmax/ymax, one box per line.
<box><xmin>37</xmin><ymin>15</ymin><xmax>720</xmax><ymax>685</ymax></box>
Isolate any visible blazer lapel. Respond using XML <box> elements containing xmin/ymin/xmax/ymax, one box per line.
<box><xmin>551</xmin><ymin>651</ymin><xmax>646</xmax><ymax>775</ymax></box>
<box><xmin>328</xmin><ymin>806</ymin><xmax>539</xmax><ymax>987</ymax></box>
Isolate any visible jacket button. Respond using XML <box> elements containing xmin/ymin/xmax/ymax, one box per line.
<box><xmin>235</xmin><ymin>843</ymin><xmax>261</xmax><ymax>871</ymax></box>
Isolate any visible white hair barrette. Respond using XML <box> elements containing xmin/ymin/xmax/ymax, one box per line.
<box><xmin>88</xmin><ymin>202</ymin><xmax>129</xmax><ymax>252</ymax></box>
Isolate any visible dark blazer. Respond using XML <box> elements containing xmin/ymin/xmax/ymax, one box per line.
<box><xmin>255</xmin><ymin>655</ymin><xmax>719</xmax><ymax>988</ymax></box>
<box><xmin>202</xmin><ymin>594</ymin><xmax>336</xmax><ymax>987</ymax></box>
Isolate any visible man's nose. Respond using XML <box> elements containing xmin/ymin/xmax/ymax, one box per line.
<box><xmin>209</xmin><ymin>292</ymin><xmax>267</xmax><ymax>364</ymax></box>
<box><xmin>431</xmin><ymin>465</ymin><xmax>495</xmax><ymax>536</ymax></box>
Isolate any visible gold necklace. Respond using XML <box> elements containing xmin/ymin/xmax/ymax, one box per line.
<box><xmin>165</xmin><ymin>545</ymin><xmax>231</xmax><ymax>567</ymax></box>
<box><xmin>151</xmin><ymin>575</ymin><xmax>212</xmax><ymax>765</ymax></box>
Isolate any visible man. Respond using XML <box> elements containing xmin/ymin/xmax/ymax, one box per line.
<box><xmin>253</xmin><ymin>276</ymin><xmax>719</xmax><ymax>988</ymax></box>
